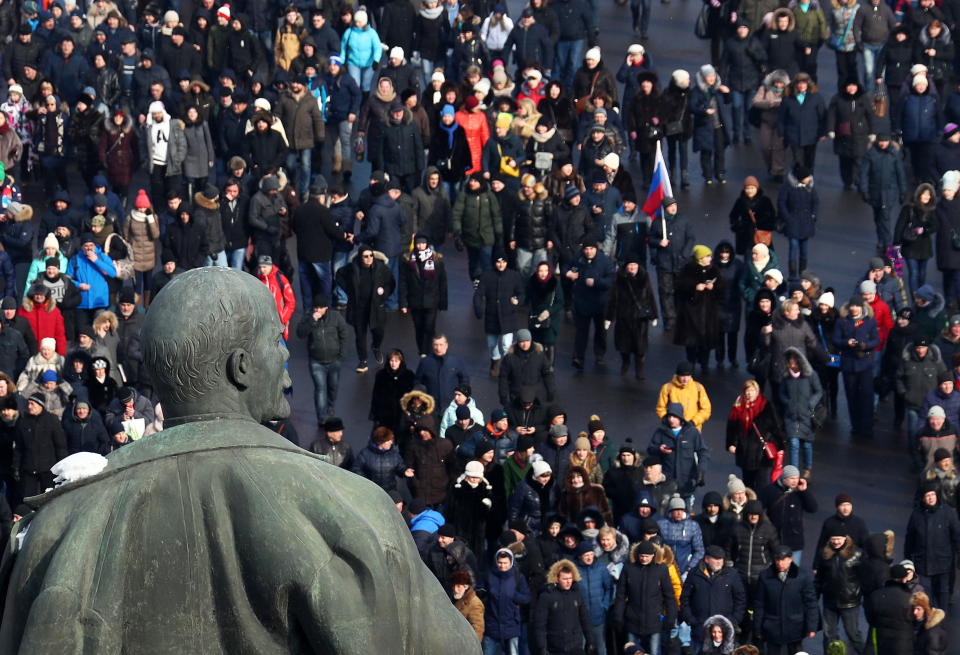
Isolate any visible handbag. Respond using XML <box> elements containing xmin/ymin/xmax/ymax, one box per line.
<box><xmin>665</xmin><ymin>94</ymin><xmax>687</xmax><ymax>136</ymax></box>
<box><xmin>752</xmin><ymin>423</ymin><xmax>778</xmax><ymax>461</ymax></box>
<box><xmin>575</xmin><ymin>70</ymin><xmax>601</xmax><ymax>115</ymax></box>
<box><xmin>951</xmin><ymin>228</ymin><xmax>960</xmax><ymax>251</ymax></box>
<box><xmin>747</xmin><ymin>347</ymin><xmax>770</xmax><ymax>377</ymax></box>
<box><xmin>828</xmin><ymin>11</ymin><xmax>855</xmax><ymax>51</ymax></box>
<box><xmin>816</xmin><ymin>323</ymin><xmax>841</xmax><ymax>369</ymax></box>
<box><xmin>748</xmin><ymin>208</ymin><xmax>773</xmax><ymax>247</ymax></box>
<box><xmin>694</xmin><ymin>5</ymin><xmax>710</xmax><ymax>39</ymax></box>
<box><xmin>645</xmin><ymin>123</ymin><xmax>664</xmax><ymax>141</ymax></box>
<box><xmin>105</xmin><ymin>233</ymin><xmax>135</xmax><ymax>280</ymax></box>
<box><xmin>529</xmin><ymin>289</ymin><xmax>556</xmax><ymax>329</ymax></box>
<box><xmin>812</xmin><ymin>401</ymin><xmax>828</xmax><ymax>429</ymax></box>
<box><xmin>770</xmin><ymin>450</ymin><xmax>784</xmax><ymax>483</ymax></box>
<box><xmin>498</xmin><ymin>143</ymin><xmax>520</xmax><ymax>177</ymax></box>
<box><xmin>353</xmin><ymin>132</ymin><xmax>366</xmax><ymax>162</ymax></box>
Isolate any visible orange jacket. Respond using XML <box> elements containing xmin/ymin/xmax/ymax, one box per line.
<box><xmin>455</xmin><ymin>110</ymin><xmax>490</xmax><ymax>175</ymax></box>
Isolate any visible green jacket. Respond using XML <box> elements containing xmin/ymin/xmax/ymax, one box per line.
<box><xmin>791</xmin><ymin>1</ymin><xmax>829</xmax><ymax>46</ymax></box>
<box><xmin>452</xmin><ymin>187</ymin><xmax>503</xmax><ymax>248</ymax></box>
<box><xmin>0</xmin><ymin>418</ymin><xmax>480</xmax><ymax>654</ymax></box>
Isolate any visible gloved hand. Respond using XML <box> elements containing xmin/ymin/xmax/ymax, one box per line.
<box><xmin>481</xmin><ymin>497</ymin><xmax>492</xmax><ymax>509</ymax></box>
<box><xmin>537</xmin><ymin>310</ymin><xmax>550</xmax><ymax>322</ymax></box>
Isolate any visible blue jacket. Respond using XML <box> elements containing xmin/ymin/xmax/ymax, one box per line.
<box><xmin>0</xmin><ymin>215</ymin><xmax>35</xmax><ymax>266</ymax></box>
<box><xmin>414</xmin><ymin>352</ymin><xmax>470</xmax><ymax>411</ymax></box>
<box><xmin>831</xmin><ymin>306</ymin><xmax>880</xmax><ymax>372</ymax></box>
<box><xmin>777</xmin><ymin>174</ymin><xmax>819</xmax><ymax>240</ymax></box>
<box><xmin>0</xmin><ymin>250</ymin><xmax>14</xmax><ymax>299</ymax></box>
<box><xmin>619</xmin><ymin>490</ymin><xmax>658</xmax><ymax>543</ymax></box>
<box><xmin>656</xmin><ymin>515</ymin><xmax>705</xmax><ymax>574</ymax></box>
<box><xmin>67</xmin><ymin>246</ymin><xmax>116</xmax><ymax>310</ymax></box>
<box><xmin>778</xmin><ymin>92</ymin><xmax>827</xmax><ymax>147</ymax></box>
<box><xmin>553</xmin><ymin>0</ymin><xmax>593</xmax><ymax>40</ymax></box>
<box><xmin>920</xmin><ymin>388</ymin><xmax>960</xmax><ymax>432</ymax></box>
<box><xmin>340</xmin><ymin>26</ymin><xmax>382</xmax><ymax>68</ymax></box>
<box><xmin>351</xmin><ymin>440</ymin><xmax>406</xmax><ymax>491</ymax></box>
<box><xmin>565</xmin><ymin>250</ymin><xmax>616</xmax><ymax>317</ymax></box>
<box><xmin>481</xmin><ymin>551</ymin><xmax>531</xmax><ymax>640</ymax></box>
<box><xmin>647</xmin><ymin>405</ymin><xmax>709</xmax><ymax>495</ymax></box>
<box><xmin>576</xmin><ymin>558</ymin><xmax>614</xmax><ymax>626</ymax></box>
<box><xmin>896</xmin><ymin>89</ymin><xmax>940</xmax><ymax>144</ymax></box>
<box><xmin>690</xmin><ymin>76</ymin><xmax>733</xmax><ymax>153</ymax></box>
<box><xmin>360</xmin><ymin>194</ymin><xmax>405</xmax><ymax>257</ymax></box>
<box><xmin>323</xmin><ymin>71</ymin><xmax>362</xmax><ymax>124</ymax></box>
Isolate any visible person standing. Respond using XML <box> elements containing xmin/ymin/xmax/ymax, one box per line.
<box><xmin>859</xmin><ymin>135</ymin><xmax>908</xmax><ymax>253</ymax></box>
<box><xmin>904</xmin><ymin>482</ymin><xmax>960</xmax><ymax>610</ymax></box>
<box><xmin>649</xmin><ymin>197</ymin><xmax>694</xmax><ymax>332</ymax></box>
<box><xmin>778</xmin><ymin>348</ymin><xmax>823</xmax><ymax>479</ymax></box>
<box><xmin>831</xmin><ymin>295</ymin><xmax>880</xmax><ymax>437</ymax></box>
<box><xmin>565</xmin><ymin>241</ymin><xmax>615</xmax><ymax>370</ymax></box>
<box><xmin>759</xmin><ymin>466</ymin><xmax>819</xmax><ymax>563</ymax></box>
<box><xmin>612</xmin><ymin>540</ymin><xmax>677</xmax><ymax>655</ymax></box>
<box><xmin>67</xmin><ymin>234</ymin><xmax>116</xmax><ymax>328</ymax></box>
<box><xmin>13</xmin><ymin>392</ymin><xmax>67</xmax><ymax>501</ymax></box>
<box><xmin>474</xmin><ymin>251</ymin><xmax>523</xmax><ymax>378</ymax></box>
<box><xmin>256</xmin><ymin>255</ymin><xmax>296</xmax><ymax>345</ymax></box>
<box><xmin>674</xmin><ymin>244</ymin><xmax>723</xmax><ymax>373</ymax></box>
<box><xmin>291</xmin><ymin>176</ymin><xmax>347</xmax><ymax>309</ymax></box>
<box><xmin>296</xmin><ymin>293</ymin><xmax>348</xmax><ymax>423</ymax></box>
<box><xmin>726</xmin><ymin>379</ymin><xmax>784</xmax><ymax>491</ymax></box>
<box><xmin>777</xmin><ymin>73</ymin><xmax>827</xmax><ymax>173</ymax></box>
<box><xmin>777</xmin><ymin>164</ymin><xmax>819</xmax><ymax>279</ymax></box>
<box><xmin>865</xmin><ymin>564</ymin><xmax>915</xmax><ymax>655</ymax></box>
<box><xmin>400</xmin><ymin>233</ymin><xmax>449</xmax><ymax>358</ymax></box>
<box><xmin>453</xmin><ymin>174</ymin><xmax>503</xmax><ymax>283</ymax></box>
<box><xmin>680</xmin><ymin>546</ymin><xmax>747</xmax><ymax>648</ymax></box>
<box><xmin>690</xmin><ymin>64</ymin><xmax>732</xmax><ymax>185</ymax></box>
<box><xmin>141</xmin><ymin>100</ymin><xmax>187</xmax><ymax>208</ymax></box>
<box><xmin>752</xmin><ymin>546</ymin><xmax>820</xmax><ymax>655</ymax></box>
<box><xmin>814</xmin><ymin>525</ymin><xmax>866</xmax><ymax>654</ymax></box>
<box><xmin>605</xmin><ymin>255</ymin><xmax>657</xmax><ymax>379</ymax></box>
<box><xmin>335</xmin><ymin>246</ymin><xmax>395</xmax><ymax>373</ymax></box>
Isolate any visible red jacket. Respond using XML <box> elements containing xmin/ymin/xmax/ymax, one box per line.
<box><xmin>18</xmin><ymin>299</ymin><xmax>66</xmax><ymax>354</ymax></box>
<box><xmin>257</xmin><ymin>267</ymin><xmax>296</xmax><ymax>340</ymax></box>
<box><xmin>869</xmin><ymin>296</ymin><xmax>894</xmax><ymax>351</ymax></box>
<box><xmin>455</xmin><ymin>109</ymin><xmax>490</xmax><ymax>175</ymax></box>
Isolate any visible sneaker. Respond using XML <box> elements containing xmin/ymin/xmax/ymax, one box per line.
<box><xmin>717</xmin><ymin>175</ymin><xmax>727</xmax><ymax>184</ymax></box>
<box><xmin>356</xmin><ymin>361</ymin><xmax>369</xmax><ymax>373</ymax></box>
<box><xmin>373</xmin><ymin>348</ymin><xmax>384</xmax><ymax>365</ymax></box>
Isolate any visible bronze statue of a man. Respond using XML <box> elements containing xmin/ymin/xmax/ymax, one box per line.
<box><xmin>0</xmin><ymin>268</ymin><xmax>480</xmax><ymax>654</ymax></box>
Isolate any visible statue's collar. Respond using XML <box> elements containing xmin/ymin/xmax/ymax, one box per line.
<box><xmin>163</xmin><ymin>412</ymin><xmax>259</xmax><ymax>428</ymax></box>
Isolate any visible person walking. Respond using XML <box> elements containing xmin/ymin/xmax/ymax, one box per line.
<box><xmin>814</xmin><ymin>525</ymin><xmax>866</xmax><ymax>654</ymax></box>
<box><xmin>752</xmin><ymin>546</ymin><xmax>820</xmax><ymax>655</ymax></box>
<box><xmin>295</xmin><ymin>293</ymin><xmax>348</xmax><ymax>423</ymax></box>
<box><xmin>565</xmin><ymin>241</ymin><xmax>616</xmax><ymax>370</ymax></box>
<box><xmin>832</xmin><ymin>295</ymin><xmax>880</xmax><ymax>437</ymax></box>
<box><xmin>604</xmin><ymin>255</ymin><xmax>657</xmax><ymax>379</ymax></box>
<box><xmin>399</xmin><ymin>233</ymin><xmax>449</xmax><ymax>358</ymax></box>
<box><xmin>649</xmin><ymin>197</ymin><xmax>694</xmax><ymax>332</ymax></box>
<box><xmin>335</xmin><ymin>245</ymin><xmax>395</xmax><ymax>373</ymax></box>
<box><xmin>474</xmin><ymin>251</ymin><xmax>523</xmax><ymax>378</ymax></box>
<box><xmin>726</xmin><ymin>379</ymin><xmax>784</xmax><ymax>492</ymax></box>
<box><xmin>859</xmin><ymin>135</ymin><xmax>908</xmax><ymax>253</ymax></box>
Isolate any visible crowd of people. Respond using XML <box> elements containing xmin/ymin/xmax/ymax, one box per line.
<box><xmin>0</xmin><ymin>0</ymin><xmax>957</xmax><ymax>652</ymax></box>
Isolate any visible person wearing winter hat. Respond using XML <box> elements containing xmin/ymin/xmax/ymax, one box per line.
<box><xmin>758</xmin><ymin>461</ymin><xmax>817</xmax><ymax>564</ymax></box>
<box><xmin>832</xmin><ymin>289</ymin><xmax>880</xmax><ymax>438</ymax></box>
<box><xmin>905</xmin><ymin>476</ymin><xmax>960</xmax><ymax>611</ymax></box>
<box><xmin>692</xmin><ymin>63</ymin><xmax>731</xmax><ymax>184</ymax></box>
<box><xmin>649</xmin><ymin>194</ymin><xmax>693</xmax><ymax>331</ymax></box>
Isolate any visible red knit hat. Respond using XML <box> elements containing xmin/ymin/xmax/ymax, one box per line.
<box><xmin>133</xmin><ymin>189</ymin><xmax>151</xmax><ymax>209</ymax></box>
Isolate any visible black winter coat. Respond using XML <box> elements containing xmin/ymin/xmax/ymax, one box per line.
<box><xmin>827</xmin><ymin>89</ymin><xmax>875</xmax><ymax>158</ymax></box>
<box><xmin>526</xmin><ymin>274</ymin><xmax>564</xmax><ymax>346</ymax></box>
<box><xmin>351</xmin><ymin>441</ymin><xmax>405</xmax><ymax>491</ymax></box>
<box><xmin>61</xmin><ymin>406</ymin><xmax>109</xmax><ymax>455</ymax></box>
<box><xmin>374</xmin><ymin>117</ymin><xmax>425</xmax><ymax>177</ymax></box>
<box><xmin>626</xmin><ymin>87</ymin><xmax>663</xmax><ymax>154</ymax></box>
<box><xmin>379</xmin><ymin>0</ymin><xmax>417</xmax><ymax>54</ymax></box>
<box><xmin>613</xmin><ymin>561</ymin><xmax>677</xmax><ymax>636</ymax></box>
<box><xmin>163</xmin><ymin>217</ymin><xmax>208</xmax><ymax>270</ymax></box>
<box><xmin>729</xmin><ymin>191</ymin><xmax>778</xmax><ymax>256</ymax></box>
<box><xmin>399</xmin><ymin>251</ymin><xmax>448</xmax><ymax>311</ymax></box>
<box><xmin>674</xmin><ymin>262</ymin><xmax>723</xmax><ymax>348</ymax></box>
<box><xmin>219</xmin><ymin>193</ymin><xmax>250</xmax><ymax>253</ymax></box>
<box><xmin>720</xmin><ymin>34</ymin><xmax>766</xmax><ymax>92</ymax></box>
<box><xmin>865</xmin><ymin>580</ymin><xmax>914</xmax><ymax>655</ymax></box>
<box><xmin>568</xmin><ymin>251</ymin><xmax>616</xmax><ymax>317</ymax></box>
<box><xmin>648</xmin><ymin>213</ymin><xmax>694</xmax><ymax>273</ymax></box>
<box><xmin>752</xmin><ymin>563</ymin><xmax>819</xmax><ymax>644</ymax></box>
<box><xmin>291</xmin><ymin>200</ymin><xmax>344</xmax><ymax>263</ymax></box>
<box><xmin>445</xmin><ymin>474</ymin><xmax>494</xmax><ymax>557</ymax></box>
<box><xmin>511</xmin><ymin>194</ymin><xmax>552</xmax><ymax>251</ymax></box>
<box><xmin>680</xmin><ymin>563</ymin><xmax>747</xmax><ymax>628</ymax></box>
<box><xmin>730</xmin><ymin>517</ymin><xmax>780</xmax><ymax>583</ymax></box>
<box><xmin>336</xmin><ymin>253</ymin><xmax>396</xmax><ymax>330</ymax></box>
<box><xmin>778</xmin><ymin>91</ymin><xmax>827</xmax><ymax>147</ymax></box>
<box><xmin>13</xmin><ymin>410</ymin><xmax>67</xmax><ymax>476</ymax></box>
<box><xmin>369</xmin><ymin>365</ymin><xmax>415</xmax><ymax>431</ymax></box>
<box><xmin>714</xmin><ymin>251</ymin><xmax>744</xmax><ymax>333</ymax></box>
<box><xmin>498</xmin><ymin>343</ymin><xmax>554</xmax><ymax>406</ymax></box>
<box><xmin>605</xmin><ymin>268</ymin><xmax>657</xmax><ymax>354</ymax></box>
<box><xmin>759</xmin><ymin>480</ymin><xmax>819</xmax><ymax>550</ymax></box>
<box><xmin>777</xmin><ymin>174</ymin><xmax>819</xmax><ymax>240</ymax></box>
<box><xmin>474</xmin><ymin>268</ymin><xmax>523</xmax><ymax>335</ymax></box>
<box><xmin>532</xmin><ymin>582</ymin><xmax>593</xmax><ymax>653</ymax></box>
<box><xmin>428</xmin><ymin>122</ymin><xmax>471</xmax><ymax>184</ymax></box>
<box><xmin>550</xmin><ymin>202</ymin><xmax>593</xmax><ymax>265</ymax></box>
<box><xmin>725</xmin><ymin>398</ymin><xmax>783</xmax><ymax>472</ymax></box>
<box><xmin>904</xmin><ymin>500</ymin><xmax>960</xmax><ymax>575</ymax></box>
<box><xmin>814</xmin><ymin>538</ymin><xmax>864</xmax><ymax>609</ymax></box>
<box><xmin>894</xmin><ymin>192</ymin><xmax>938</xmax><ymax>261</ymax></box>
<box><xmin>935</xmin><ymin>196</ymin><xmax>960</xmax><ymax>271</ymax></box>
<box><xmin>660</xmin><ymin>82</ymin><xmax>693</xmax><ymax>141</ymax></box>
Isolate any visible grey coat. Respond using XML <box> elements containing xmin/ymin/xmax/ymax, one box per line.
<box><xmin>141</xmin><ymin>117</ymin><xmax>187</xmax><ymax>176</ymax></box>
<box><xmin>768</xmin><ymin>312</ymin><xmax>823</xmax><ymax>379</ymax></box>
<box><xmin>777</xmin><ymin>347</ymin><xmax>823</xmax><ymax>442</ymax></box>
<box><xmin>182</xmin><ymin>120</ymin><xmax>215</xmax><ymax>180</ymax></box>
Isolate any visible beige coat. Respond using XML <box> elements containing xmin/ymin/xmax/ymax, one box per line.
<box><xmin>123</xmin><ymin>209</ymin><xmax>161</xmax><ymax>272</ymax></box>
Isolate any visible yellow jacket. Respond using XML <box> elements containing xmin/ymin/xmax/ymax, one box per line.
<box><xmin>656</xmin><ymin>376</ymin><xmax>712</xmax><ymax>428</ymax></box>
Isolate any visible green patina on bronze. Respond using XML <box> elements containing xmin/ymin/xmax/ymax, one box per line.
<box><xmin>0</xmin><ymin>267</ymin><xmax>479</xmax><ymax>653</ymax></box>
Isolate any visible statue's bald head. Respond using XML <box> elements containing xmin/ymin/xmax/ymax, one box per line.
<box><xmin>143</xmin><ymin>268</ymin><xmax>290</xmax><ymax>421</ymax></box>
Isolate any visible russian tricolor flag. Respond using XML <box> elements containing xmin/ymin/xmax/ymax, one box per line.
<box><xmin>641</xmin><ymin>141</ymin><xmax>673</xmax><ymax>219</ymax></box>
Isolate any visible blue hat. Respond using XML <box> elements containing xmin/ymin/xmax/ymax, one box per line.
<box><xmin>440</xmin><ymin>104</ymin><xmax>456</xmax><ymax>117</ymax></box>
<box><xmin>328</xmin><ymin>54</ymin><xmax>343</xmax><ymax>66</ymax></box>
<box><xmin>40</xmin><ymin>369</ymin><xmax>58</xmax><ymax>383</ymax></box>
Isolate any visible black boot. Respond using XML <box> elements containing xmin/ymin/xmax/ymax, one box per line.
<box><xmin>789</xmin><ymin>260</ymin><xmax>798</xmax><ymax>279</ymax></box>
<box><xmin>799</xmin><ymin>258</ymin><xmax>808</xmax><ymax>274</ymax></box>
<box><xmin>635</xmin><ymin>354</ymin><xmax>646</xmax><ymax>380</ymax></box>
<box><xmin>620</xmin><ymin>354</ymin><xmax>630</xmax><ymax>376</ymax></box>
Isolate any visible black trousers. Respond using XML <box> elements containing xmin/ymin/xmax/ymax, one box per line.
<box><xmin>354</xmin><ymin>312</ymin><xmax>384</xmax><ymax>362</ymax></box>
<box><xmin>149</xmin><ymin>164</ymin><xmax>182</xmax><ymax>209</ymax></box>
<box><xmin>843</xmin><ymin>367</ymin><xmax>875</xmax><ymax>436</ymax></box>
<box><xmin>409</xmin><ymin>308</ymin><xmax>438</xmax><ymax>356</ymax></box>
<box><xmin>699</xmin><ymin>128</ymin><xmax>726</xmax><ymax>179</ymax></box>
<box><xmin>791</xmin><ymin>144</ymin><xmax>818</xmax><ymax>173</ymax></box>
<box><xmin>656</xmin><ymin>270</ymin><xmax>676</xmax><ymax>326</ymax></box>
<box><xmin>716</xmin><ymin>331</ymin><xmax>738</xmax><ymax>364</ymax></box>
<box><xmin>573</xmin><ymin>313</ymin><xmax>606</xmax><ymax>361</ymax></box>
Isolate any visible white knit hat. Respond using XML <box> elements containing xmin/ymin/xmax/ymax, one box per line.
<box><xmin>584</xmin><ymin>47</ymin><xmax>601</xmax><ymax>62</ymax></box>
<box><xmin>163</xmin><ymin>9</ymin><xmax>179</xmax><ymax>24</ymax></box>
<box><xmin>148</xmin><ymin>100</ymin><xmax>166</xmax><ymax>114</ymax></box>
<box><xmin>42</xmin><ymin>232</ymin><xmax>59</xmax><ymax>250</ymax></box>
<box><xmin>531</xmin><ymin>459</ymin><xmax>552</xmax><ymax>477</ymax></box>
<box><xmin>943</xmin><ymin>170</ymin><xmax>960</xmax><ymax>192</ymax></box>
<box><xmin>431</xmin><ymin>70</ymin><xmax>445</xmax><ymax>83</ymax></box>
<box><xmin>464</xmin><ymin>461</ymin><xmax>484</xmax><ymax>478</ymax></box>
<box><xmin>253</xmin><ymin>97</ymin><xmax>271</xmax><ymax>112</ymax></box>
<box><xmin>389</xmin><ymin>46</ymin><xmax>404</xmax><ymax>61</ymax></box>
<box><xmin>602</xmin><ymin>153</ymin><xmax>620</xmax><ymax>170</ymax></box>
<box><xmin>765</xmin><ymin>269</ymin><xmax>784</xmax><ymax>285</ymax></box>
<box><xmin>7</xmin><ymin>84</ymin><xmax>22</xmax><ymax>96</ymax></box>
<box><xmin>354</xmin><ymin>8</ymin><xmax>368</xmax><ymax>25</ymax></box>
<box><xmin>627</xmin><ymin>43</ymin><xmax>644</xmax><ymax>56</ymax></box>
<box><xmin>818</xmin><ymin>291</ymin><xmax>835</xmax><ymax>309</ymax></box>
<box><xmin>672</xmin><ymin>69</ymin><xmax>690</xmax><ymax>88</ymax></box>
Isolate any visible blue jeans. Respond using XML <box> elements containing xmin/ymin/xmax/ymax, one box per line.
<box><xmin>420</xmin><ymin>58</ymin><xmax>436</xmax><ymax>89</ymax></box>
<box><xmin>515</xmin><ymin>247</ymin><xmax>548</xmax><ymax>277</ymax></box>
<box><xmin>299</xmin><ymin>261</ymin><xmax>333</xmax><ymax>308</ymax></box>
<box><xmin>487</xmin><ymin>332</ymin><xmax>514</xmax><ymax>360</ymax></box>
<box><xmin>730</xmin><ymin>89</ymin><xmax>749</xmax><ymax>139</ymax></box>
<box><xmin>467</xmin><ymin>245</ymin><xmax>492</xmax><ymax>281</ymax></box>
<box><xmin>347</xmin><ymin>63</ymin><xmax>375</xmax><ymax>92</ymax></box>
<box><xmin>255</xmin><ymin>30</ymin><xmax>273</xmax><ymax>52</ymax></box>
<box><xmin>627</xmin><ymin>631</ymin><xmax>660</xmax><ymax>655</ymax></box>
<box><xmin>481</xmin><ymin>636</ymin><xmax>518</xmax><ymax>655</ymax></box>
<box><xmin>588</xmin><ymin>624</ymin><xmax>607</xmax><ymax>655</ymax></box>
<box><xmin>287</xmin><ymin>149</ymin><xmax>313</xmax><ymax>198</ymax></box>
<box><xmin>792</xmin><ymin>549</ymin><xmax>803</xmax><ymax>565</ymax></box>
<box><xmin>789</xmin><ymin>437</ymin><xmax>813</xmax><ymax>470</ymax></box>
<box><xmin>872</xmin><ymin>204</ymin><xmax>896</xmax><ymax>247</ymax></box>
<box><xmin>386</xmin><ymin>254</ymin><xmax>400</xmax><ymax>310</ymax></box>
<box><xmin>906</xmin><ymin>258</ymin><xmax>927</xmax><ymax>296</ymax></box>
<box><xmin>332</xmin><ymin>250</ymin><xmax>350</xmax><ymax>304</ymax></box>
<box><xmin>227</xmin><ymin>248</ymin><xmax>246</xmax><ymax>270</ymax></box>
<box><xmin>860</xmin><ymin>43</ymin><xmax>884</xmax><ymax>94</ymax></box>
<box><xmin>308</xmin><ymin>360</ymin><xmax>340</xmax><ymax>422</ymax></box>
<box><xmin>204</xmin><ymin>251</ymin><xmax>227</xmax><ymax>267</ymax></box>
<box><xmin>788</xmin><ymin>238</ymin><xmax>808</xmax><ymax>270</ymax></box>
<box><xmin>553</xmin><ymin>39</ymin><xmax>584</xmax><ymax>88</ymax></box>
<box><xmin>630</xmin><ymin>0</ymin><xmax>652</xmax><ymax>35</ymax></box>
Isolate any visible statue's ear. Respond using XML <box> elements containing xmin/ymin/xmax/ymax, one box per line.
<box><xmin>226</xmin><ymin>348</ymin><xmax>252</xmax><ymax>390</ymax></box>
